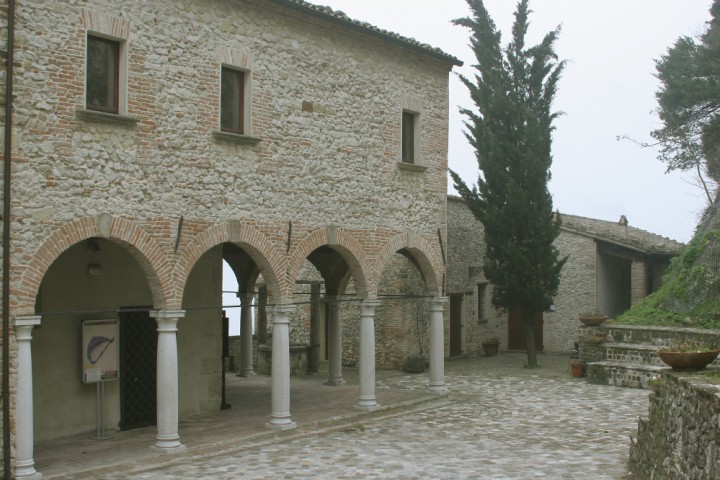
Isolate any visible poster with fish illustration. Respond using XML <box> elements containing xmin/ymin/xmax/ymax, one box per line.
<box><xmin>82</xmin><ymin>320</ymin><xmax>119</xmax><ymax>383</ymax></box>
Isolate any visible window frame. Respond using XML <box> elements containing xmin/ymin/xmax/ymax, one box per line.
<box><xmin>477</xmin><ymin>283</ymin><xmax>488</xmax><ymax>322</ymax></box>
<box><xmin>220</xmin><ymin>66</ymin><xmax>247</xmax><ymax>135</ymax></box>
<box><xmin>401</xmin><ymin>110</ymin><xmax>418</xmax><ymax>164</ymax></box>
<box><xmin>85</xmin><ymin>34</ymin><xmax>121</xmax><ymax>114</ymax></box>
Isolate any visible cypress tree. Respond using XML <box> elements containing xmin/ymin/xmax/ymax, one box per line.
<box><xmin>452</xmin><ymin>0</ymin><xmax>566</xmax><ymax>367</ymax></box>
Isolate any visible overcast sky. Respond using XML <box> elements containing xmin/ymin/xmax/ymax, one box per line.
<box><xmin>319</xmin><ymin>0</ymin><xmax>714</xmax><ymax>243</ymax></box>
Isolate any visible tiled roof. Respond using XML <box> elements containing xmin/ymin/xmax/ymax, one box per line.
<box><xmin>559</xmin><ymin>213</ymin><xmax>684</xmax><ymax>256</ymax></box>
<box><xmin>271</xmin><ymin>0</ymin><xmax>463</xmax><ymax>66</ymax></box>
<box><xmin>448</xmin><ymin>196</ymin><xmax>684</xmax><ymax>256</ymax></box>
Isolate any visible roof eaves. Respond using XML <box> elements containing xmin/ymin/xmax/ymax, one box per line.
<box><xmin>268</xmin><ymin>0</ymin><xmax>464</xmax><ymax>67</ymax></box>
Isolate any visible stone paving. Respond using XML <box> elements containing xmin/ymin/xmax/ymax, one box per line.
<box><xmin>41</xmin><ymin>353</ymin><xmax>651</xmax><ymax>479</ymax></box>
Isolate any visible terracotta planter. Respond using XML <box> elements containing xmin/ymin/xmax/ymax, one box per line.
<box><xmin>579</xmin><ymin>315</ymin><xmax>607</xmax><ymax>326</ymax></box>
<box><xmin>657</xmin><ymin>350</ymin><xmax>720</xmax><ymax>371</ymax></box>
<box><xmin>482</xmin><ymin>342</ymin><xmax>500</xmax><ymax>357</ymax></box>
<box><xmin>570</xmin><ymin>364</ymin><xmax>584</xmax><ymax>378</ymax></box>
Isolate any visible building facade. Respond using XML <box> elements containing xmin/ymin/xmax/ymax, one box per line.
<box><xmin>0</xmin><ymin>1</ymin><xmax>460</xmax><ymax>477</ymax></box>
<box><xmin>447</xmin><ymin>196</ymin><xmax>684</xmax><ymax>356</ymax></box>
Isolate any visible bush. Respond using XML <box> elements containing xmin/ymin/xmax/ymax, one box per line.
<box><xmin>403</xmin><ymin>355</ymin><xmax>426</xmax><ymax>373</ymax></box>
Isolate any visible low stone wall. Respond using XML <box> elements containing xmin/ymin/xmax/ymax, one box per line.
<box><xmin>629</xmin><ymin>369</ymin><xmax>720</xmax><ymax>479</ymax></box>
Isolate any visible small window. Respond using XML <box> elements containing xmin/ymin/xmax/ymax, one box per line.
<box><xmin>477</xmin><ymin>283</ymin><xmax>487</xmax><ymax>321</ymax></box>
<box><xmin>402</xmin><ymin>111</ymin><xmax>417</xmax><ymax>164</ymax></box>
<box><xmin>86</xmin><ymin>35</ymin><xmax>120</xmax><ymax>113</ymax></box>
<box><xmin>221</xmin><ymin>67</ymin><xmax>245</xmax><ymax>134</ymax></box>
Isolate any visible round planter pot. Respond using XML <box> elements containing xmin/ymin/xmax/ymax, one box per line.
<box><xmin>482</xmin><ymin>342</ymin><xmax>500</xmax><ymax>357</ymax></box>
<box><xmin>657</xmin><ymin>350</ymin><xmax>720</xmax><ymax>371</ymax></box>
<box><xmin>570</xmin><ymin>365</ymin><xmax>584</xmax><ymax>378</ymax></box>
<box><xmin>579</xmin><ymin>315</ymin><xmax>607</xmax><ymax>326</ymax></box>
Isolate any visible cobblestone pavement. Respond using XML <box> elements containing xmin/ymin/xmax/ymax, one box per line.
<box><xmin>96</xmin><ymin>354</ymin><xmax>649</xmax><ymax>480</ymax></box>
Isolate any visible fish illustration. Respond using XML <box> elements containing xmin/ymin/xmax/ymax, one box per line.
<box><xmin>86</xmin><ymin>336</ymin><xmax>115</xmax><ymax>364</ymax></box>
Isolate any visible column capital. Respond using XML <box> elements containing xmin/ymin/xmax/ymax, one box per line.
<box><xmin>360</xmin><ymin>298</ymin><xmax>381</xmax><ymax>315</ymax></box>
<box><xmin>268</xmin><ymin>304</ymin><xmax>296</xmax><ymax>322</ymax></box>
<box><xmin>13</xmin><ymin>316</ymin><xmax>42</xmax><ymax>328</ymax></box>
<box><xmin>430</xmin><ymin>296</ymin><xmax>448</xmax><ymax>310</ymax></box>
<box><xmin>150</xmin><ymin>309</ymin><xmax>186</xmax><ymax>320</ymax></box>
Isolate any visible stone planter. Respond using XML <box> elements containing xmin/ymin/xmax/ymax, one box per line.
<box><xmin>256</xmin><ymin>344</ymin><xmax>309</xmax><ymax>376</ymax></box>
<box><xmin>482</xmin><ymin>341</ymin><xmax>500</xmax><ymax>357</ymax></box>
<box><xmin>579</xmin><ymin>314</ymin><xmax>607</xmax><ymax>326</ymax></box>
<box><xmin>657</xmin><ymin>350</ymin><xmax>720</xmax><ymax>371</ymax></box>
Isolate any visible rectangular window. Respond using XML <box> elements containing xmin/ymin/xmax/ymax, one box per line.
<box><xmin>221</xmin><ymin>67</ymin><xmax>245</xmax><ymax>134</ymax></box>
<box><xmin>477</xmin><ymin>283</ymin><xmax>487</xmax><ymax>321</ymax></box>
<box><xmin>86</xmin><ymin>35</ymin><xmax>120</xmax><ymax>113</ymax></box>
<box><xmin>402</xmin><ymin>111</ymin><xmax>416</xmax><ymax>164</ymax></box>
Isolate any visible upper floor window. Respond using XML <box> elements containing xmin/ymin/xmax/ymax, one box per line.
<box><xmin>477</xmin><ymin>283</ymin><xmax>488</xmax><ymax>321</ymax></box>
<box><xmin>221</xmin><ymin>67</ymin><xmax>246</xmax><ymax>134</ymax></box>
<box><xmin>86</xmin><ymin>35</ymin><xmax>120</xmax><ymax>113</ymax></box>
<box><xmin>402</xmin><ymin>110</ymin><xmax>418</xmax><ymax>164</ymax></box>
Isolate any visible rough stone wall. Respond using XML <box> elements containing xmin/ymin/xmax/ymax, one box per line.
<box><xmin>629</xmin><ymin>372</ymin><xmax>720</xmax><ymax>479</ymax></box>
<box><xmin>630</xmin><ymin>260</ymin><xmax>647</xmax><ymax>306</ymax></box>
<box><xmin>3</xmin><ymin>0</ymin><xmax>454</xmax><ymax>471</ymax></box>
<box><xmin>447</xmin><ymin>197</ymin><xmax>599</xmax><ymax>353</ymax></box>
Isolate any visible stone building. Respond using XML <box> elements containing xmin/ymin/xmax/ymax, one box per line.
<box><xmin>0</xmin><ymin>1</ymin><xmax>461</xmax><ymax>477</ymax></box>
<box><xmin>446</xmin><ymin>196</ymin><xmax>684</xmax><ymax>356</ymax></box>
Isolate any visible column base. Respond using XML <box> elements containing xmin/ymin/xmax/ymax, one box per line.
<box><xmin>236</xmin><ymin>369</ymin><xmax>255</xmax><ymax>378</ymax></box>
<box><xmin>354</xmin><ymin>400</ymin><xmax>381</xmax><ymax>412</ymax></box>
<box><xmin>324</xmin><ymin>378</ymin><xmax>346</xmax><ymax>386</ymax></box>
<box><xmin>151</xmin><ymin>436</ymin><xmax>186</xmax><ymax>454</ymax></box>
<box><xmin>15</xmin><ymin>462</ymin><xmax>42</xmax><ymax>480</ymax></box>
<box><xmin>265</xmin><ymin>420</ymin><xmax>298</xmax><ymax>431</ymax></box>
<box><xmin>427</xmin><ymin>383</ymin><xmax>448</xmax><ymax>394</ymax></box>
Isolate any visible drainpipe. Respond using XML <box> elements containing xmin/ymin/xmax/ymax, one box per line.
<box><xmin>3</xmin><ymin>1</ymin><xmax>16</xmax><ymax>478</ymax></box>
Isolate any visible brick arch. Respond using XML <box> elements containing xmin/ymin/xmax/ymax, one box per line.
<box><xmin>15</xmin><ymin>215</ymin><xmax>169</xmax><ymax>315</ymax></box>
<box><xmin>173</xmin><ymin>222</ymin><xmax>284</xmax><ymax>305</ymax></box>
<box><xmin>371</xmin><ymin>231</ymin><xmax>444</xmax><ymax>296</ymax></box>
<box><xmin>287</xmin><ymin>227</ymin><xmax>370</xmax><ymax>299</ymax></box>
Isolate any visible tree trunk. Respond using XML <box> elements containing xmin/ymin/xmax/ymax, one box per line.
<box><xmin>523</xmin><ymin>310</ymin><xmax>538</xmax><ymax>368</ymax></box>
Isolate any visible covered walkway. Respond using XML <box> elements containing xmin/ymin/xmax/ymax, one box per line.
<box><xmin>35</xmin><ymin>368</ymin><xmax>442</xmax><ymax>479</ymax></box>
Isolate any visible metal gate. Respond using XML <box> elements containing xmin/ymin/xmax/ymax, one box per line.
<box><xmin>119</xmin><ymin>307</ymin><xmax>157</xmax><ymax>431</ymax></box>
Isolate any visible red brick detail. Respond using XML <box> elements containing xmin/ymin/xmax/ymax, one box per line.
<box><xmin>173</xmin><ymin>222</ymin><xmax>284</xmax><ymax>304</ymax></box>
<box><xmin>371</xmin><ymin>232</ymin><xmax>444</xmax><ymax>296</ymax></box>
<box><xmin>288</xmin><ymin>227</ymin><xmax>370</xmax><ymax>299</ymax></box>
<box><xmin>15</xmin><ymin>216</ymin><xmax>169</xmax><ymax>314</ymax></box>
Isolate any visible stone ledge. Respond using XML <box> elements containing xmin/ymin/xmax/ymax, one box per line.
<box><xmin>75</xmin><ymin>109</ymin><xmax>139</xmax><ymax>126</ymax></box>
<box><xmin>212</xmin><ymin>130</ymin><xmax>261</xmax><ymax>145</ymax></box>
<box><xmin>397</xmin><ymin>162</ymin><xmax>427</xmax><ymax>173</ymax></box>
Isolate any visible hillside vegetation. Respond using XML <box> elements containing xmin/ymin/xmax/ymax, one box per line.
<box><xmin>616</xmin><ymin>204</ymin><xmax>720</xmax><ymax>330</ymax></box>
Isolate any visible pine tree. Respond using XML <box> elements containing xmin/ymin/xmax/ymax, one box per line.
<box><xmin>452</xmin><ymin>0</ymin><xmax>566</xmax><ymax>367</ymax></box>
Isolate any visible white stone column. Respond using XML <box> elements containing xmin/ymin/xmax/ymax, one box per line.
<box><xmin>238</xmin><ymin>292</ymin><xmax>254</xmax><ymax>377</ymax></box>
<box><xmin>324</xmin><ymin>296</ymin><xmax>345</xmax><ymax>386</ymax></box>
<box><xmin>428</xmin><ymin>297</ymin><xmax>448</xmax><ymax>393</ymax></box>
<box><xmin>355</xmin><ymin>299</ymin><xmax>381</xmax><ymax>411</ymax></box>
<box><xmin>14</xmin><ymin>316</ymin><xmax>42</xmax><ymax>480</ymax></box>
<box><xmin>266</xmin><ymin>304</ymin><xmax>297</xmax><ymax>430</ymax></box>
<box><xmin>150</xmin><ymin>310</ymin><xmax>186</xmax><ymax>453</ymax></box>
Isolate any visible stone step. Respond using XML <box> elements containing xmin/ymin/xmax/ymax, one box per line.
<box><xmin>586</xmin><ymin>324</ymin><xmax>720</xmax><ymax>347</ymax></box>
<box><xmin>586</xmin><ymin>361</ymin><xmax>666</xmax><ymax>389</ymax></box>
<box><xmin>600</xmin><ymin>342</ymin><xmax>665</xmax><ymax>366</ymax></box>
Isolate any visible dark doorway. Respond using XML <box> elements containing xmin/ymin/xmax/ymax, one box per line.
<box><xmin>508</xmin><ymin>309</ymin><xmax>543</xmax><ymax>351</ymax></box>
<box><xmin>449</xmin><ymin>294</ymin><xmax>463</xmax><ymax>357</ymax></box>
<box><xmin>119</xmin><ymin>307</ymin><xmax>157</xmax><ymax>431</ymax></box>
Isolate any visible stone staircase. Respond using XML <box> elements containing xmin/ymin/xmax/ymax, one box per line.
<box><xmin>580</xmin><ymin>324</ymin><xmax>720</xmax><ymax>389</ymax></box>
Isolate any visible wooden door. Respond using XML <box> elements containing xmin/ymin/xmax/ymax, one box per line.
<box><xmin>449</xmin><ymin>294</ymin><xmax>463</xmax><ymax>357</ymax></box>
<box><xmin>508</xmin><ymin>309</ymin><xmax>543</xmax><ymax>351</ymax></box>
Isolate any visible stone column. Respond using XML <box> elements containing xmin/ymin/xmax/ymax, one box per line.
<box><xmin>238</xmin><ymin>292</ymin><xmax>254</xmax><ymax>377</ymax></box>
<box><xmin>308</xmin><ymin>284</ymin><xmax>321</xmax><ymax>374</ymax></box>
<box><xmin>428</xmin><ymin>297</ymin><xmax>448</xmax><ymax>393</ymax></box>
<box><xmin>324</xmin><ymin>296</ymin><xmax>346</xmax><ymax>386</ymax></box>
<box><xmin>14</xmin><ymin>316</ymin><xmax>42</xmax><ymax>480</ymax></box>
<box><xmin>256</xmin><ymin>286</ymin><xmax>268</xmax><ymax>344</ymax></box>
<box><xmin>150</xmin><ymin>310</ymin><xmax>186</xmax><ymax>453</ymax></box>
<box><xmin>355</xmin><ymin>299</ymin><xmax>381</xmax><ymax>411</ymax></box>
<box><xmin>266</xmin><ymin>304</ymin><xmax>297</xmax><ymax>430</ymax></box>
